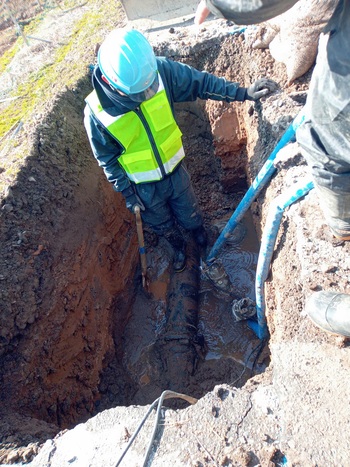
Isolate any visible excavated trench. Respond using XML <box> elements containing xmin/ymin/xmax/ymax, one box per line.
<box><xmin>90</xmin><ymin>96</ymin><xmax>267</xmax><ymax>415</ymax></box>
<box><xmin>95</xmin><ymin>96</ymin><xmax>269</xmax><ymax>412</ymax></box>
<box><xmin>0</xmin><ymin>34</ymin><xmax>294</xmax><ymax>457</ymax></box>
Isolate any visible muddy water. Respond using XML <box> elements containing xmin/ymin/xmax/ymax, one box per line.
<box><xmin>121</xmin><ymin>212</ymin><xmax>267</xmax><ymax>405</ymax></box>
<box><xmin>199</xmin><ymin>214</ymin><xmax>268</xmax><ymax>385</ymax></box>
<box><xmin>198</xmin><ymin>212</ymin><xmax>263</xmax><ymax>370</ymax></box>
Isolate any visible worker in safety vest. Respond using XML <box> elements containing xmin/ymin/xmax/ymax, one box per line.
<box><xmin>195</xmin><ymin>0</ymin><xmax>350</xmax><ymax>337</ymax></box>
<box><xmin>84</xmin><ymin>28</ymin><xmax>277</xmax><ymax>273</ymax></box>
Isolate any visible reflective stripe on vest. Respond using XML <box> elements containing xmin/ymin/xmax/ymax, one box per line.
<box><xmin>85</xmin><ymin>76</ymin><xmax>185</xmax><ymax>184</ymax></box>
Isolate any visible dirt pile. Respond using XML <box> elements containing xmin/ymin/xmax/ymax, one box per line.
<box><xmin>250</xmin><ymin>0</ymin><xmax>337</xmax><ymax>84</ymax></box>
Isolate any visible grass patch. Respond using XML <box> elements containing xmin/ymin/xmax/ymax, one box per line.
<box><xmin>0</xmin><ymin>0</ymin><xmax>124</xmax><ymax>187</ymax></box>
<box><xmin>0</xmin><ymin>0</ymin><xmax>123</xmax><ymax>140</ymax></box>
<box><xmin>0</xmin><ymin>39</ymin><xmax>21</xmax><ymax>75</ymax></box>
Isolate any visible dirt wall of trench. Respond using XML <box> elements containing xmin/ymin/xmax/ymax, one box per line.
<box><xmin>0</xmin><ymin>79</ymin><xmax>139</xmax><ymax>431</ymax></box>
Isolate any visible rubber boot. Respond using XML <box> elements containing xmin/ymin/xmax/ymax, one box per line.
<box><xmin>192</xmin><ymin>225</ymin><xmax>208</xmax><ymax>249</ymax></box>
<box><xmin>305</xmin><ymin>291</ymin><xmax>350</xmax><ymax>337</ymax></box>
<box><xmin>164</xmin><ymin>227</ymin><xmax>186</xmax><ymax>273</ymax></box>
<box><xmin>315</xmin><ymin>184</ymin><xmax>350</xmax><ymax>241</ymax></box>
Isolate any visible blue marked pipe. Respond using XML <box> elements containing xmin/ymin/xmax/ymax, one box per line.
<box><xmin>206</xmin><ymin>111</ymin><xmax>305</xmax><ymax>263</ymax></box>
<box><xmin>248</xmin><ymin>178</ymin><xmax>314</xmax><ymax>339</ymax></box>
<box><xmin>229</xmin><ymin>26</ymin><xmax>247</xmax><ymax>34</ymax></box>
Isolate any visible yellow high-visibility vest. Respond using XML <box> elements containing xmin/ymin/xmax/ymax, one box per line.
<box><xmin>85</xmin><ymin>77</ymin><xmax>185</xmax><ymax>183</ymax></box>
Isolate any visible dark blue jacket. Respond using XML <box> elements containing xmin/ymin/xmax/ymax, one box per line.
<box><xmin>84</xmin><ymin>57</ymin><xmax>248</xmax><ymax>193</ymax></box>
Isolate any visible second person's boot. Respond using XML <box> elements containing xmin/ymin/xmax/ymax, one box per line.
<box><xmin>305</xmin><ymin>291</ymin><xmax>350</xmax><ymax>337</ymax></box>
<box><xmin>164</xmin><ymin>227</ymin><xmax>187</xmax><ymax>273</ymax></box>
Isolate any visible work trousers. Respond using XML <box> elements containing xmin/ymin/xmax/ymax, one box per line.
<box><xmin>296</xmin><ymin>4</ymin><xmax>350</xmax><ymax>235</ymax></box>
<box><xmin>134</xmin><ymin>163</ymin><xmax>203</xmax><ymax>235</ymax></box>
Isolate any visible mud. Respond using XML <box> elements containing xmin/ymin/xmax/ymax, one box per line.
<box><xmin>97</xmin><ymin>203</ymin><xmax>265</xmax><ymax>413</ymax></box>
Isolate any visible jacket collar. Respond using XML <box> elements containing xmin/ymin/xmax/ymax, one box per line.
<box><xmin>92</xmin><ymin>66</ymin><xmax>139</xmax><ymax>115</ymax></box>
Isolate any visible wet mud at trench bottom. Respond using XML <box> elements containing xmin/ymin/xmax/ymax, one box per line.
<box><xmin>114</xmin><ymin>211</ymin><xmax>269</xmax><ymax>407</ymax></box>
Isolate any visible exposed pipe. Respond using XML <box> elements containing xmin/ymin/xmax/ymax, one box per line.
<box><xmin>157</xmin><ymin>239</ymin><xmax>202</xmax><ymax>389</ymax></box>
<box><xmin>206</xmin><ymin>110</ymin><xmax>305</xmax><ymax>263</ymax></box>
<box><xmin>248</xmin><ymin>178</ymin><xmax>314</xmax><ymax>339</ymax></box>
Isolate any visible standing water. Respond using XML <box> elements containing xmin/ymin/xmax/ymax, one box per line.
<box><xmin>117</xmin><ymin>210</ymin><xmax>268</xmax><ymax>405</ymax></box>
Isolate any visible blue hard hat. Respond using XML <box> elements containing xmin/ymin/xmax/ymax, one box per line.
<box><xmin>98</xmin><ymin>28</ymin><xmax>158</xmax><ymax>100</ymax></box>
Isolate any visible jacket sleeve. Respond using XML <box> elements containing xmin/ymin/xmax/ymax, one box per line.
<box><xmin>204</xmin><ymin>0</ymin><xmax>299</xmax><ymax>24</ymax></box>
<box><xmin>157</xmin><ymin>57</ymin><xmax>248</xmax><ymax>104</ymax></box>
<box><xmin>83</xmin><ymin>106</ymin><xmax>132</xmax><ymax>193</ymax></box>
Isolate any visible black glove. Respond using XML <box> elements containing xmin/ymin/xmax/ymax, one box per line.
<box><xmin>121</xmin><ymin>186</ymin><xmax>145</xmax><ymax>213</ymax></box>
<box><xmin>246</xmin><ymin>78</ymin><xmax>278</xmax><ymax>101</ymax></box>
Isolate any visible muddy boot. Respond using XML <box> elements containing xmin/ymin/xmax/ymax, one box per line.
<box><xmin>192</xmin><ymin>225</ymin><xmax>208</xmax><ymax>249</ymax></box>
<box><xmin>143</xmin><ymin>227</ymin><xmax>159</xmax><ymax>248</ymax></box>
<box><xmin>164</xmin><ymin>227</ymin><xmax>186</xmax><ymax>273</ymax></box>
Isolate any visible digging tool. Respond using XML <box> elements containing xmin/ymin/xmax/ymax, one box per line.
<box><xmin>134</xmin><ymin>205</ymin><xmax>150</xmax><ymax>292</ymax></box>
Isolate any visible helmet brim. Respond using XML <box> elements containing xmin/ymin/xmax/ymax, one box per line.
<box><xmin>127</xmin><ymin>73</ymin><xmax>159</xmax><ymax>103</ymax></box>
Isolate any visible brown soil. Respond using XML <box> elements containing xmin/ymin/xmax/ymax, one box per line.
<box><xmin>0</xmin><ymin>6</ymin><xmax>350</xmax><ymax>467</ymax></box>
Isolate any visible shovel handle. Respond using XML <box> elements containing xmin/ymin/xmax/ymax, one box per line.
<box><xmin>134</xmin><ymin>206</ymin><xmax>148</xmax><ymax>287</ymax></box>
<box><xmin>134</xmin><ymin>206</ymin><xmax>145</xmax><ymax>249</ymax></box>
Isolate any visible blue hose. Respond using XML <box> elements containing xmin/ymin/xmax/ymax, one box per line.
<box><xmin>248</xmin><ymin>178</ymin><xmax>314</xmax><ymax>339</ymax></box>
<box><xmin>206</xmin><ymin>111</ymin><xmax>305</xmax><ymax>263</ymax></box>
